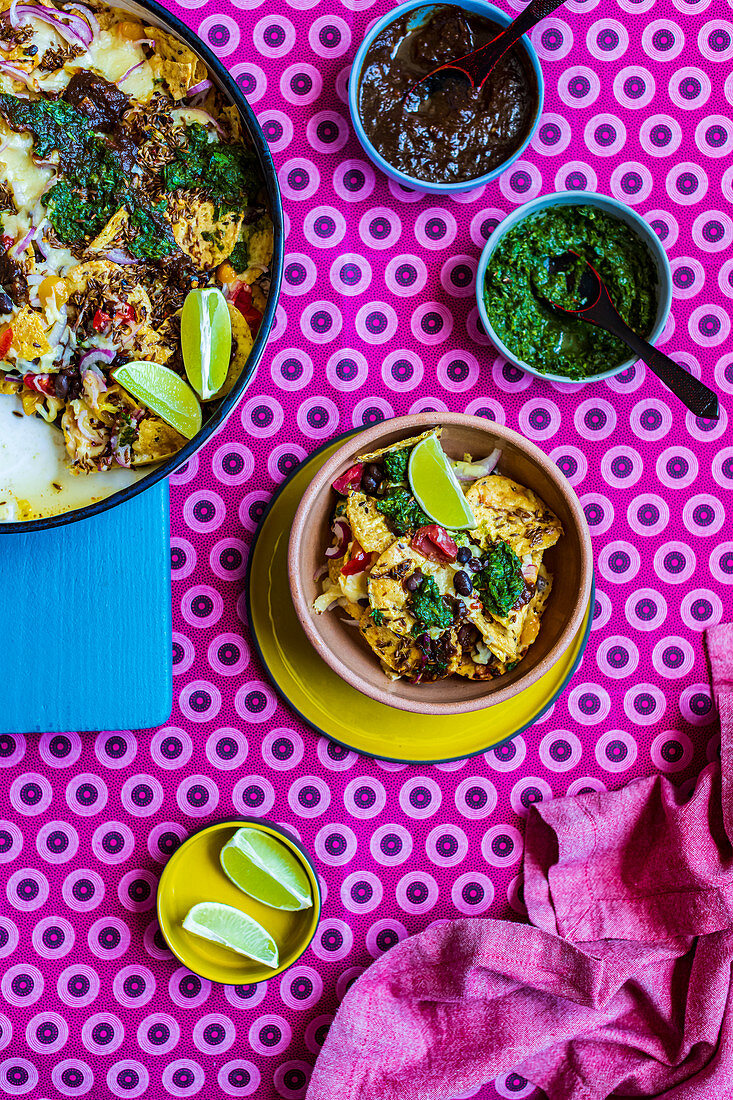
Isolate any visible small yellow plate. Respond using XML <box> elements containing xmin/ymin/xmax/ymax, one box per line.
<box><xmin>157</xmin><ymin>820</ymin><xmax>321</xmax><ymax>984</ymax></box>
<box><xmin>247</xmin><ymin>435</ymin><xmax>593</xmax><ymax>764</ymax></box>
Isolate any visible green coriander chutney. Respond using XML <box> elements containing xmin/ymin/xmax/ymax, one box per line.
<box><xmin>483</xmin><ymin>205</ymin><xmax>658</xmax><ymax>379</ymax></box>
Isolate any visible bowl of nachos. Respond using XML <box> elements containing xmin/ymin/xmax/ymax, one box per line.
<box><xmin>0</xmin><ymin>0</ymin><xmax>282</xmax><ymax>528</ymax></box>
<box><xmin>289</xmin><ymin>413</ymin><xmax>592</xmax><ymax>715</ymax></box>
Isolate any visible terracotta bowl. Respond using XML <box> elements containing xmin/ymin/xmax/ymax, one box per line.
<box><xmin>288</xmin><ymin>413</ymin><xmax>593</xmax><ymax>716</ymax></box>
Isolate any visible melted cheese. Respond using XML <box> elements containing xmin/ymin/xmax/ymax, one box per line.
<box><xmin>0</xmin><ymin>394</ymin><xmax>141</xmax><ymax>521</ymax></box>
<box><xmin>1</xmin><ymin>128</ymin><xmax>54</xmax><ymax>210</ymax></box>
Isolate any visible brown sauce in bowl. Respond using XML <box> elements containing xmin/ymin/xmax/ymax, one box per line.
<box><xmin>358</xmin><ymin>4</ymin><xmax>539</xmax><ymax>185</ymax></box>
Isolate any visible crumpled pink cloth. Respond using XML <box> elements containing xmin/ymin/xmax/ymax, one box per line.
<box><xmin>307</xmin><ymin>623</ymin><xmax>733</xmax><ymax>1100</ymax></box>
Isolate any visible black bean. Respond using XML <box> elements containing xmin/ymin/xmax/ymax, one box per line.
<box><xmin>361</xmin><ymin>473</ymin><xmax>378</xmax><ymax>494</ymax></box>
<box><xmin>403</xmin><ymin>573</ymin><xmax>421</xmax><ymax>593</ymax></box>
<box><xmin>458</xmin><ymin>624</ymin><xmax>478</xmax><ymax>648</ymax></box>
<box><xmin>367</xmin><ymin>462</ymin><xmax>383</xmax><ymax>479</ymax></box>
<box><xmin>467</xmin><ymin>557</ymin><xmax>482</xmax><ymax>572</ymax></box>
<box><xmin>454</xmin><ymin>570</ymin><xmax>472</xmax><ymax>596</ymax></box>
<box><xmin>411</xmin><ymin>569</ymin><xmax>424</xmax><ymax>588</ymax></box>
<box><xmin>456</xmin><ymin>546</ymin><xmax>472</xmax><ymax>564</ymax></box>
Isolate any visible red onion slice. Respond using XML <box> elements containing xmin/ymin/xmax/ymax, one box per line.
<box><xmin>4</xmin><ymin>4</ymin><xmax>93</xmax><ymax>48</ymax></box>
<box><xmin>313</xmin><ymin>563</ymin><xmax>329</xmax><ymax>582</ymax></box>
<box><xmin>451</xmin><ymin>448</ymin><xmax>502</xmax><ymax>483</ymax></box>
<box><xmin>324</xmin><ymin>519</ymin><xmax>351</xmax><ymax>559</ymax></box>
<box><xmin>0</xmin><ymin>60</ymin><xmax>37</xmax><ymax>89</ymax></box>
<box><xmin>10</xmin><ymin>224</ymin><xmax>35</xmax><ymax>257</ymax></box>
<box><xmin>117</xmin><ymin>58</ymin><xmax>145</xmax><ymax>85</ymax></box>
<box><xmin>62</xmin><ymin>2</ymin><xmax>99</xmax><ymax>36</ymax></box>
<box><xmin>100</xmin><ymin>248</ymin><xmax>139</xmax><ymax>264</ymax></box>
<box><xmin>186</xmin><ymin>78</ymin><xmax>212</xmax><ymax>98</ymax></box>
<box><xmin>79</xmin><ymin>348</ymin><xmax>115</xmax><ymax>371</ymax></box>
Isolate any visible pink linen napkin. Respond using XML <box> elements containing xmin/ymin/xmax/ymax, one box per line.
<box><xmin>307</xmin><ymin>623</ymin><xmax>733</xmax><ymax>1100</ymax></box>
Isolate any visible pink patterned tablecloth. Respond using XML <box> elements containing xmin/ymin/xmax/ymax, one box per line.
<box><xmin>2</xmin><ymin>0</ymin><xmax>733</xmax><ymax>1096</ymax></box>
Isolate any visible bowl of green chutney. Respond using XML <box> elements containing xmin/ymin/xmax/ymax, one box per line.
<box><xmin>476</xmin><ymin>192</ymin><xmax>672</xmax><ymax>383</ymax></box>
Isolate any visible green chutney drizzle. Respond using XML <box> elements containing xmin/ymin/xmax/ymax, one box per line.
<box><xmin>483</xmin><ymin>206</ymin><xmax>658</xmax><ymax>379</ymax></box>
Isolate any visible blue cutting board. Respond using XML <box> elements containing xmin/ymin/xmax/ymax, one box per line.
<box><xmin>0</xmin><ymin>483</ymin><xmax>172</xmax><ymax>734</ymax></box>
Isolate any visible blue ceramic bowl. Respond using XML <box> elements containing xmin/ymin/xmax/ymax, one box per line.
<box><xmin>348</xmin><ymin>0</ymin><xmax>544</xmax><ymax>195</ymax></box>
<box><xmin>475</xmin><ymin>191</ymin><xmax>673</xmax><ymax>383</ymax></box>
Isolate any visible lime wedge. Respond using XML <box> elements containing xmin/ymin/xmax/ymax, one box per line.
<box><xmin>220</xmin><ymin>828</ymin><xmax>313</xmax><ymax>912</ymax></box>
<box><xmin>182</xmin><ymin>902</ymin><xmax>278</xmax><ymax>966</ymax></box>
<box><xmin>111</xmin><ymin>361</ymin><xmax>202</xmax><ymax>440</ymax></box>
<box><xmin>181</xmin><ymin>287</ymin><xmax>232</xmax><ymax>400</ymax></box>
<box><xmin>408</xmin><ymin>433</ymin><xmax>477</xmax><ymax>530</ymax></box>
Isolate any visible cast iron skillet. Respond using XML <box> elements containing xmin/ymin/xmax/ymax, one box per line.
<box><xmin>0</xmin><ymin>0</ymin><xmax>284</xmax><ymax>534</ymax></box>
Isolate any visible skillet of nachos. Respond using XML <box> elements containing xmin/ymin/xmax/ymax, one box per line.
<box><xmin>0</xmin><ymin>0</ymin><xmax>272</xmax><ymax>475</ymax></box>
<box><xmin>314</xmin><ymin>430</ymin><xmax>564</xmax><ymax>684</ymax></box>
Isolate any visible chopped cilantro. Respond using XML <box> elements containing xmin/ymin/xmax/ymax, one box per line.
<box><xmin>505</xmin><ymin>660</ymin><xmax>518</xmax><ymax>671</ymax></box>
<box><xmin>228</xmin><ymin>241</ymin><xmax>248</xmax><ymax>270</ymax></box>
<box><xmin>383</xmin><ymin>447</ymin><xmax>408</xmax><ymax>483</ymax></box>
<box><xmin>376</xmin><ymin>487</ymin><xmax>431</xmax><ymax>535</ymax></box>
<box><xmin>371</xmin><ymin>609</ymin><xmax>384</xmax><ymax>626</ymax></box>
<box><xmin>45</xmin><ymin>180</ymin><xmax>112</xmax><ymax>242</ymax></box>
<box><xmin>127</xmin><ymin>199</ymin><xmax>177</xmax><ymax>260</ymax></box>
<box><xmin>117</xmin><ymin>411</ymin><xmax>137</xmax><ymax>447</ymax></box>
<box><xmin>474</xmin><ymin>541</ymin><xmax>526</xmax><ymax>618</ymax></box>
<box><xmin>163</xmin><ymin>123</ymin><xmax>259</xmax><ymax>216</ymax></box>
<box><xmin>0</xmin><ymin>93</ymin><xmax>90</xmax><ymax>162</ymax></box>
<box><xmin>410</xmin><ymin>577</ymin><xmax>453</xmax><ymax>631</ymax></box>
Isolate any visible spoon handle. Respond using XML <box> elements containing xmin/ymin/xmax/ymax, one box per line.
<box><xmin>611</xmin><ymin>320</ymin><xmax>720</xmax><ymax>420</ymax></box>
<box><xmin>499</xmin><ymin>0</ymin><xmax>568</xmax><ymax>46</ymax></box>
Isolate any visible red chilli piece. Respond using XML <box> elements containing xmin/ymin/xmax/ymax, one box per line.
<box><xmin>92</xmin><ymin>309</ymin><xmax>111</xmax><ymax>333</ymax></box>
<box><xmin>340</xmin><ymin>539</ymin><xmax>370</xmax><ymax>576</ymax></box>
<box><xmin>0</xmin><ymin>327</ymin><xmax>13</xmax><ymax>359</ymax></box>
<box><xmin>332</xmin><ymin>463</ymin><xmax>363</xmax><ymax>496</ymax></box>
<box><xmin>23</xmin><ymin>372</ymin><xmax>55</xmax><ymax>396</ymax></box>
<box><xmin>411</xmin><ymin>525</ymin><xmax>458</xmax><ymax>564</ymax></box>
<box><xmin>233</xmin><ymin>284</ymin><xmax>262</xmax><ymax>334</ymax></box>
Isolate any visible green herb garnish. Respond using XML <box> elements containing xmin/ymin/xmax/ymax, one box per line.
<box><xmin>383</xmin><ymin>448</ymin><xmax>408</xmax><ymax>483</ymax></box>
<box><xmin>410</xmin><ymin>577</ymin><xmax>453</xmax><ymax>631</ymax></box>
<box><xmin>163</xmin><ymin>123</ymin><xmax>259</xmax><ymax>216</ymax></box>
<box><xmin>376</xmin><ymin>488</ymin><xmax>431</xmax><ymax>535</ymax></box>
<box><xmin>474</xmin><ymin>541</ymin><xmax>526</xmax><ymax>618</ymax></box>
<box><xmin>371</xmin><ymin>609</ymin><xmax>384</xmax><ymax>626</ymax></box>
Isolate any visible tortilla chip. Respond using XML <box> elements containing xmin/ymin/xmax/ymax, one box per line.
<box><xmin>217</xmin><ymin>302</ymin><xmax>254</xmax><ymax>398</ymax></box>
<box><xmin>346</xmin><ymin>492</ymin><xmax>394</xmax><ymax>555</ymax></box>
<box><xmin>231</xmin><ymin>217</ymin><xmax>274</xmax><ymax>277</ymax></box>
<box><xmin>168</xmin><ymin>196</ymin><xmax>242</xmax><ymax>270</ymax></box>
<box><xmin>356</xmin><ymin>427</ymin><xmax>441</xmax><ymax>464</ymax></box>
<box><xmin>88</xmin><ymin>208</ymin><xmax>129</xmax><ymax>251</ymax></box>
<box><xmin>367</xmin><ymin>539</ymin><xmax>459</xmax><ymax>639</ymax></box>
<box><xmin>145</xmin><ymin>30</ymin><xmax>207</xmax><ymax>99</ymax></box>
<box><xmin>221</xmin><ymin>104</ymin><xmax>242</xmax><ymax>142</ymax></box>
<box><xmin>456</xmin><ymin>656</ymin><xmax>501</xmax><ymax>680</ymax></box>
<box><xmin>360</xmin><ymin>612</ymin><xmax>460</xmax><ymax>682</ymax></box>
<box><xmin>465</xmin><ymin>474</ymin><xmax>563</xmax><ymax>558</ymax></box>
<box><xmin>131</xmin><ymin>417</ymin><xmax>186</xmax><ymax>465</ymax></box>
<box><xmin>66</xmin><ymin>259</ymin><xmax>121</xmax><ymax>293</ymax></box>
<box><xmin>11</xmin><ymin>305</ymin><xmax>50</xmax><ymax>360</ymax></box>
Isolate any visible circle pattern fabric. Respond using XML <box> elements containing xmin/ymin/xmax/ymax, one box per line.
<box><xmin>2</xmin><ymin>0</ymin><xmax>733</xmax><ymax>1098</ymax></box>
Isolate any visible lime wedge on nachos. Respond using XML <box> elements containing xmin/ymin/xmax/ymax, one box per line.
<box><xmin>408</xmin><ymin>432</ymin><xmax>477</xmax><ymax>530</ymax></box>
<box><xmin>112</xmin><ymin>361</ymin><xmax>202</xmax><ymax>440</ymax></box>
<box><xmin>181</xmin><ymin>287</ymin><xmax>232</xmax><ymax>400</ymax></box>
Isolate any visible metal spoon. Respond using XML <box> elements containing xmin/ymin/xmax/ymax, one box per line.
<box><xmin>402</xmin><ymin>0</ymin><xmax>567</xmax><ymax>103</ymax></box>
<box><xmin>532</xmin><ymin>250</ymin><xmax>719</xmax><ymax>420</ymax></box>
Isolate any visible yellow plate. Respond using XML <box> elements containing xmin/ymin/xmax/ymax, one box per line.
<box><xmin>247</xmin><ymin>435</ymin><xmax>593</xmax><ymax>764</ymax></box>
<box><xmin>157</xmin><ymin>820</ymin><xmax>321</xmax><ymax>984</ymax></box>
